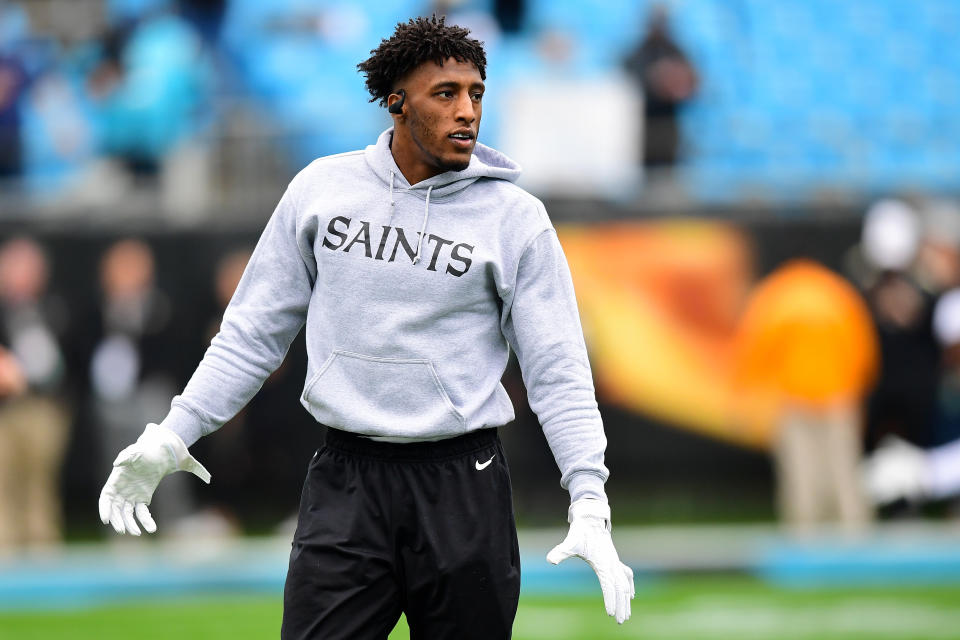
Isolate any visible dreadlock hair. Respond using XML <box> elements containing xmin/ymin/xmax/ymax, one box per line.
<box><xmin>358</xmin><ymin>15</ymin><xmax>487</xmax><ymax>107</ymax></box>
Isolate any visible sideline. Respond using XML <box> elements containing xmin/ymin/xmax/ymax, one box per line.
<box><xmin>3</xmin><ymin>522</ymin><xmax>960</xmax><ymax>610</ymax></box>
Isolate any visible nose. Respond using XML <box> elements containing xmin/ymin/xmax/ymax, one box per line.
<box><xmin>454</xmin><ymin>91</ymin><xmax>476</xmax><ymax>123</ymax></box>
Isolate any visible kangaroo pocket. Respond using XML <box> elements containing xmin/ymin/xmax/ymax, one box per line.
<box><xmin>301</xmin><ymin>350</ymin><xmax>466</xmax><ymax>437</ymax></box>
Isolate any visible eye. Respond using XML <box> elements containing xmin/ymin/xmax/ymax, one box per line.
<box><xmin>436</xmin><ymin>90</ymin><xmax>454</xmax><ymax>98</ymax></box>
<box><xmin>471</xmin><ymin>92</ymin><xmax>484</xmax><ymax>102</ymax></box>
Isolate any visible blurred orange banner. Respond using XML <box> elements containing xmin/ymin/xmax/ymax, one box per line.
<box><xmin>558</xmin><ymin>220</ymin><xmax>778</xmax><ymax>450</ymax></box>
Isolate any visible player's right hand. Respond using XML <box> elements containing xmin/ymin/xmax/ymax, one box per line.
<box><xmin>98</xmin><ymin>423</ymin><xmax>211</xmax><ymax>536</ymax></box>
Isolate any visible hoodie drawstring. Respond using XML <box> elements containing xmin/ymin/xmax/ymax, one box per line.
<box><xmin>388</xmin><ymin>172</ymin><xmax>431</xmax><ymax>265</ymax></box>
<box><xmin>413</xmin><ymin>185</ymin><xmax>432</xmax><ymax>265</ymax></box>
<box><xmin>388</xmin><ymin>172</ymin><xmax>396</xmax><ymax>225</ymax></box>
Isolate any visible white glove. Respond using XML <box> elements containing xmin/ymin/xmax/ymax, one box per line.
<box><xmin>863</xmin><ymin>435</ymin><xmax>930</xmax><ymax>505</ymax></box>
<box><xmin>98</xmin><ymin>423</ymin><xmax>211</xmax><ymax>536</ymax></box>
<box><xmin>547</xmin><ymin>498</ymin><xmax>635</xmax><ymax>624</ymax></box>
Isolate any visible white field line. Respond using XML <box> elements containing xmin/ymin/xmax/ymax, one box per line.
<box><xmin>514</xmin><ymin>599</ymin><xmax>960</xmax><ymax>639</ymax></box>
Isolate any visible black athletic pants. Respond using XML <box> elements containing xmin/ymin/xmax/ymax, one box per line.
<box><xmin>281</xmin><ymin>427</ymin><xmax>521</xmax><ymax>639</ymax></box>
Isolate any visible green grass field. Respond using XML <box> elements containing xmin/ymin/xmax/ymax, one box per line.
<box><xmin>4</xmin><ymin>576</ymin><xmax>960</xmax><ymax>639</ymax></box>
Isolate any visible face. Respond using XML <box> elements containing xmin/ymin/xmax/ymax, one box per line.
<box><xmin>101</xmin><ymin>239</ymin><xmax>154</xmax><ymax>299</ymax></box>
<box><xmin>389</xmin><ymin>58</ymin><xmax>484</xmax><ymax>184</ymax></box>
<box><xmin>0</xmin><ymin>239</ymin><xmax>48</xmax><ymax>303</ymax></box>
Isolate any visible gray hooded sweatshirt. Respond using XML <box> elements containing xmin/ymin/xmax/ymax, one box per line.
<box><xmin>160</xmin><ymin>128</ymin><xmax>608</xmax><ymax>503</ymax></box>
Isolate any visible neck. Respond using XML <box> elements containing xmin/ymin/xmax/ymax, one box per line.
<box><xmin>390</xmin><ymin>127</ymin><xmax>442</xmax><ymax>185</ymax></box>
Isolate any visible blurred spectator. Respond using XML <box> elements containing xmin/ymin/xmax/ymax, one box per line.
<box><xmin>735</xmin><ymin>259</ymin><xmax>879</xmax><ymax>536</ymax></box>
<box><xmin>933</xmin><ymin>332</ymin><xmax>960</xmax><ymax>460</ymax></box>
<box><xmin>64</xmin><ymin>5</ymin><xmax>215</xmax><ymax>218</ymax></box>
<box><xmin>87</xmin><ymin>238</ymin><xmax>196</xmax><ymax>533</ymax></box>
<box><xmin>918</xmin><ymin>200</ymin><xmax>960</xmax><ymax>447</ymax></box>
<box><xmin>190</xmin><ymin>247</ymin><xmax>318</xmax><ymax>531</ymax></box>
<box><xmin>21</xmin><ymin>68</ymin><xmax>97</xmax><ymax>200</ymax></box>
<box><xmin>914</xmin><ymin>199</ymin><xmax>960</xmax><ymax>296</ymax></box>
<box><xmin>187</xmin><ymin>248</ymin><xmax>252</xmax><ymax>535</ymax></box>
<box><xmin>492</xmin><ymin>0</ymin><xmax>525</xmax><ymax>35</ymax></box>
<box><xmin>623</xmin><ymin>4</ymin><xmax>697</xmax><ymax>171</ymax></box>
<box><xmin>92</xmin><ymin>8</ymin><xmax>212</xmax><ymax>176</ymax></box>
<box><xmin>856</xmin><ymin>200</ymin><xmax>941</xmax><ymax>452</ymax></box>
<box><xmin>866</xmin><ymin>287</ymin><xmax>960</xmax><ymax>507</ymax></box>
<box><xmin>0</xmin><ymin>237</ymin><xmax>70</xmax><ymax>552</ymax></box>
<box><xmin>208</xmin><ymin>248</ymin><xmax>250</xmax><ymax>341</ymax></box>
<box><xmin>0</xmin><ymin>51</ymin><xmax>27</xmax><ymax>177</ymax></box>
<box><xmin>177</xmin><ymin>0</ymin><xmax>227</xmax><ymax>46</ymax></box>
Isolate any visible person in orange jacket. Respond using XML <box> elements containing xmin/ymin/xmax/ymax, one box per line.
<box><xmin>734</xmin><ymin>259</ymin><xmax>880</xmax><ymax>535</ymax></box>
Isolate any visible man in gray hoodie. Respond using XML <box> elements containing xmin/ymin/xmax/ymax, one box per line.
<box><xmin>98</xmin><ymin>15</ymin><xmax>633</xmax><ymax>638</ymax></box>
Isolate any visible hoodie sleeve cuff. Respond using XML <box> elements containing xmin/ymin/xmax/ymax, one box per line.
<box><xmin>566</xmin><ymin>472</ymin><xmax>608</xmax><ymax>504</ymax></box>
<box><xmin>158</xmin><ymin>404</ymin><xmax>208</xmax><ymax>448</ymax></box>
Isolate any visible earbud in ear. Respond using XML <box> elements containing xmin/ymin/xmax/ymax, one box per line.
<box><xmin>388</xmin><ymin>89</ymin><xmax>406</xmax><ymax>115</ymax></box>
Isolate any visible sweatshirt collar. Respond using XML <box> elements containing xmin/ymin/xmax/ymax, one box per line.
<box><xmin>364</xmin><ymin>127</ymin><xmax>521</xmax><ymax>201</ymax></box>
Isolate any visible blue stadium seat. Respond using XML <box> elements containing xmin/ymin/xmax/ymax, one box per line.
<box><xmin>202</xmin><ymin>0</ymin><xmax>960</xmax><ymax>202</ymax></box>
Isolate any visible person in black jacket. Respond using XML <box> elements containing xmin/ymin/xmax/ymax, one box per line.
<box><xmin>0</xmin><ymin>237</ymin><xmax>70</xmax><ymax>551</ymax></box>
<box><xmin>624</xmin><ymin>4</ymin><xmax>698</xmax><ymax>170</ymax></box>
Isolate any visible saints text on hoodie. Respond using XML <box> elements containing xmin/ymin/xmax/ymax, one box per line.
<box><xmin>159</xmin><ymin>128</ymin><xmax>609</xmax><ymax>501</ymax></box>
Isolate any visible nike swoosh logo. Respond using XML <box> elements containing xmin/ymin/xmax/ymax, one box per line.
<box><xmin>475</xmin><ymin>455</ymin><xmax>496</xmax><ymax>471</ymax></box>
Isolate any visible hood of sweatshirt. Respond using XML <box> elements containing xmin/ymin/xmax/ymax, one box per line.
<box><xmin>363</xmin><ymin>127</ymin><xmax>522</xmax><ymax>264</ymax></box>
<box><xmin>364</xmin><ymin>127</ymin><xmax>522</xmax><ymax>199</ymax></box>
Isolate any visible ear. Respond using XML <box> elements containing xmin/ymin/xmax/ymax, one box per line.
<box><xmin>387</xmin><ymin>89</ymin><xmax>406</xmax><ymax>116</ymax></box>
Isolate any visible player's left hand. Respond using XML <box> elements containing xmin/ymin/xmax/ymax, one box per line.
<box><xmin>547</xmin><ymin>498</ymin><xmax>634</xmax><ymax>624</ymax></box>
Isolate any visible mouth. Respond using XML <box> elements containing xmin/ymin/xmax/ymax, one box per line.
<box><xmin>448</xmin><ymin>129</ymin><xmax>475</xmax><ymax>150</ymax></box>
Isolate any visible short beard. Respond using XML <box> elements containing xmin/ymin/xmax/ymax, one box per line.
<box><xmin>442</xmin><ymin>157</ymin><xmax>471</xmax><ymax>172</ymax></box>
<box><xmin>408</xmin><ymin>105</ymin><xmax>473</xmax><ymax>173</ymax></box>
